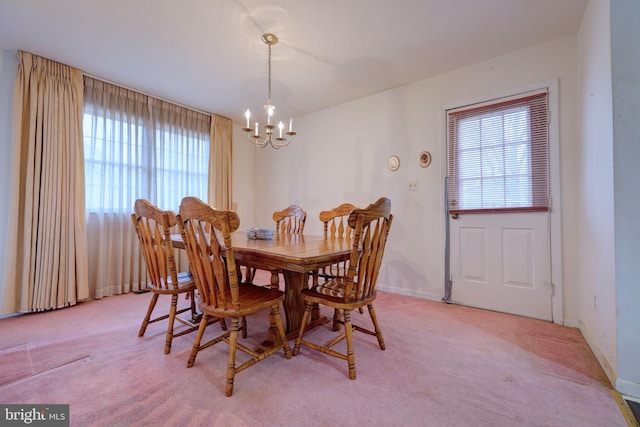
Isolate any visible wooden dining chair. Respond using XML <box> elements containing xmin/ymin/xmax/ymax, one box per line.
<box><xmin>131</xmin><ymin>199</ymin><xmax>225</xmax><ymax>354</ymax></box>
<box><xmin>316</xmin><ymin>203</ymin><xmax>358</xmax><ymax>329</ymax></box>
<box><xmin>177</xmin><ymin>196</ymin><xmax>291</xmax><ymax>397</ymax></box>
<box><xmin>248</xmin><ymin>204</ymin><xmax>307</xmax><ymax>289</ymax></box>
<box><xmin>293</xmin><ymin>197</ymin><xmax>393</xmax><ymax>380</ymax></box>
<box><xmin>273</xmin><ymin>204</ymin><xmax>307</xmax><ymax>234</ymax></box>
<box><xmin>318</xmin><ymin>202</ymin><xmax>357</xmax><ymax>279</ymax></box>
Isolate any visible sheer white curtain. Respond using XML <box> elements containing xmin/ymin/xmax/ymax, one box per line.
<box><xmin>83</xmin><ymin>77</ymin><xmax>211</xmax><ymax>298</ymax></box>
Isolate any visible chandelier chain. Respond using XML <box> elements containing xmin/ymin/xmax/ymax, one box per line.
<box><xmin>267</xmin><ymin>43</ymin><xmax>272</xmax><ymax>105</ymax></box>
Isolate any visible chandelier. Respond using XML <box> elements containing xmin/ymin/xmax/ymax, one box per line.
<box><xmin>242</xmin><ymin>33</ymin><xmax>296</xmax><ymax>149</ymax></box>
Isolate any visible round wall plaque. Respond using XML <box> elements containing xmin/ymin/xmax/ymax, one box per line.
<box><xmin>388</xmin><ymin>155</ymin><xmax>400</xmax><ymax>171</ymax></box>
<box><xmin>419</xmin><ymin>151</ymin><xmax>432</xmax><ymax>168</ymax></box>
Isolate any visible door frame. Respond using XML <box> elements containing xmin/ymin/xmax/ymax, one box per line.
<box><xmin>440</xmin><ymin>79</ymin><xmax>563</xmax><ymax>324</ymax></box>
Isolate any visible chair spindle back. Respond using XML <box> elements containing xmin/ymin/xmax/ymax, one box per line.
<box><xmin>177</xmin><ymin>196</ymin><xmax>241</xmax><ymax>310</ymax></box>
<box><xmin>131</xmin><ymin>199</ymin><xmax>179</xmax><ymax>291</ymax></box>
<box><xmin>319</xmin><ymin>203</ymin><xmax>357</xmax><ymax>240</ymax></box>
<box><xmin>273</xmin><ymin>205</ymin><xmax>306</xmax><ymax>234</ymax></box>
<box><xmin>344</xmin><ymin>197</ymin><xmax>393</xmax><ymax>302</ymax></box>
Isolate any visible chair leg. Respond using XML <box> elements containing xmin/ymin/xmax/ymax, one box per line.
<box><xmin>367</xmin><ymin>303</ymin><xmax>386</xmax><ymax>350</ymax></box>
<box><xmin>343</xmin><ymin>309</ymin><xmax>356</xmax><ymax>380</ymax></box>
<box><xmin>188</xmin><ymin>289</ymin><xmax>199</xmax><ymax>322</ymax></box>
<box><xmin>241</xmin><ymin>316</ymin><xmax>248</xmax><ymax>339</ymax></box>
<box><xmin>187</xmin><ymin>314</ymin><xmax>209</xmax><ymax>368</ymax></box>
<box><xmin>139</xmin><ymin>293</ymin><xmax>159</xmax><ymax>337</ymax></box>
<box><xmin>269</xmin><ymin>271</ymin><xmax>280</xmax><ymax>290</ymax></box>
<box><xmin>332</xmin><ymin>308</ymin><xmax>341</xmax><ymax>331</ymax></box>
<box><xmin>225</xmin><ymin>318</ymin><xmax>240</xmax><ymax>397</ymax></box>
<box><xmin>245</xmin><ymin>266</ymin><xmax>255</xmax><ymax>284</ymax></box>
<box><xmin>165</xmin><ymin>294</ymin><xmax>179</xmax><ymax>354</ymax></box>
<box><xmin>271</xmin><ymin>304</ymin><xmax>292</xmax><ymax>358</ymax></box>
<box><xmin>293</xmin><ymin>302</ymin><xmax>313</xmax><ymax>356</ymax></box>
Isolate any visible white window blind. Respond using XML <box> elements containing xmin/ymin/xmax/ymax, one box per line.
<box><xmin>447</xmin><ymin>91</ymin><xmax>549</xmax><ymax>214</ymax></box>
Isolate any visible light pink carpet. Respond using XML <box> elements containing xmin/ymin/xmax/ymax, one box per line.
<box><xmin>0</xmin><ymin>277</ymin><xmax>626</xmax><ymax>426</ymax></box>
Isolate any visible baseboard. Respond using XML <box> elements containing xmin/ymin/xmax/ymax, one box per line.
<box><xmin>580</xmin><ymin>328</ymin><xmax>640</xmax><ymax>400</ymax></box>
<box><xmin>0</xmin><ymin>312</ymin><xmax>22</xmax><ymax>321</ymax></box>
<box><xmin>578</xmin><ymin>320</ymin><xmax>618</xmax><ymax>389</ymax></box>
<box><xmin>617</xmin><ymin>379</ymin><xmax>640</xmax><ymax>401</ymax></box>
<box><xmin>562</xmin><ymin>317</ymin><xmax>581</xmax><ymax>328</ymax></box>
<box><xmin>376</xmin><ymin>284</ymin><xmax>442</xmax><ymax>302</ymax></box>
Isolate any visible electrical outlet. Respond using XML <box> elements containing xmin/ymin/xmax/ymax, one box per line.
<box><xmin>408</xmin><ymin>180</ymin><xmax>418</xmax><ymax>191</ymax></box>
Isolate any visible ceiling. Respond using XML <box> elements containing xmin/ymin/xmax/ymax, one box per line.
<box><xmin>0</xmin><ymin>0</ymin><xmax>588</xmax><ymax>126</ymax></box>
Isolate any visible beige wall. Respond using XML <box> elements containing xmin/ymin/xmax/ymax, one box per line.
<box><xmin>609</xmin><ymin>0</ymin><xmax>640</xmax><ymax>399</ymax></box>
<box><xmin>249</xmin><ymin>36</ymin><xmax>580</xmax><ymax>321</ymax></box>
<box><xmin>0</xmin><ymin>50</ymin><xmax>17</xmax><ymax>315</ymax></box>
<box><xmin>231</xmin><ymin>126</ymin><xmax>257</xmax><ymax>228</ymax></box>
<box><xmin>576</xmin><ymin>0</ymin><xmax>618</xmax><ymax>384</ymax></box>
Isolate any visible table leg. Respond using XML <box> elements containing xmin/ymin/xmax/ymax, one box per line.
<box><xmin>255</xmin><ymin>269</ymin><xmax>328</xmax><ymax>353</ymax></box>
<box><xmin>281</xmin><ymin>270</ymin><xmax>306</xmax><ymax>334</ymax></box>
<box><xmin>281</xmin><ymin>270</ymin><xmax>324</xmax><ymax>335</ymax></box>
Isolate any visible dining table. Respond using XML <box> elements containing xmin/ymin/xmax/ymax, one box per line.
<box><xmin>172</xmin><ymin>231</ymin><xmax>352</xmax><ymax>335</ymax></box>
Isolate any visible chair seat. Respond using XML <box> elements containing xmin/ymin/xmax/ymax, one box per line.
<box><xmin>301</xmin><ymin>281</ymin><xmax>377</xmax><ymax>309</ymax></box>
<box><xmin>309</xmin><ymin>278</ymin><xmax>354</xmax><ymax>298</ymax></box>
<box><xmin>147</xmin><ymin>271</ymin><xmax>196</xmax><ymax>294</ymax></box>
<box><xmin>198</xmin><ymin>283</ymin><xmax>285</xmax><ymax>317</ymax></box>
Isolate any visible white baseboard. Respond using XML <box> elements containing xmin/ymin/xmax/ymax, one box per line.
<box><xmin>578</xmin><ymin>320</ymin><xmax>618</xmax><ymax>390</ymax></box>
<box><xmin>376</xmin><ymin>284</ymin><xmax>443</xmax><ymax>302</ymax></box>
<box><xmin>616</xmin><ymin>379</ymin><xmax>640</xmax><ymax>400</ymax></box>
<box><xmin>562</xmin><ymin>317</ymin><xmax>581</xmax><ymax>328</ymax></box>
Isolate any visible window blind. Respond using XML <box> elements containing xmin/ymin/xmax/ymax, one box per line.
<box><xmin>447</xmin><ymin>91</ymin><xmax>549</xmax><ymax>214</ymax></box>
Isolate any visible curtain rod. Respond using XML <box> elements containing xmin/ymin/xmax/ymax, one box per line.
<box><xmin>82</xmin><ymin>72</ymin><xmax>219</xmax><ymax>118</ymax></box>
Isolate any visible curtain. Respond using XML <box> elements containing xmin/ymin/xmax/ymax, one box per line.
<box><xmin>208</xmin><ymin>115</ymin><xmax>233</xmax><ymax>209</ymax></box>
<box><xmin>83</xmin><ymin>77</ymin><xmax>212</xmax><ymax>298</ymax></box>
<box><xmin>2</xmin><ymin>51</ymin><xmax>89</xmax><ymax>314</ymax></box>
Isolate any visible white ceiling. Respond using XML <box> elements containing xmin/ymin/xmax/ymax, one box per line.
<box><xmin>0</xmin><ymin>0</ymin><xmax>588</xmax><ymax>125</ymax></box>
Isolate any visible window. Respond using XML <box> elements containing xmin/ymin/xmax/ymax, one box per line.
<box><xmin>447</xmin><ymin>91</ymin><xmax>549</xmax><ymax>214</ymax></box>
<box><xmin>82</xmin><ymin>77</ymin><xmax>210</xmax><ymax>213</ymax></box>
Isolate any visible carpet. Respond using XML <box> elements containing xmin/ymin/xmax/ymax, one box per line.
<box><xmin>0</xmin><ymin>286</ymin><xmax>629</xmax><ymax>426</ymax></box>
<box><xmin>0</xmin><ymin>345</ymin><xmax>33</xmax><ymax>385</ymax></box>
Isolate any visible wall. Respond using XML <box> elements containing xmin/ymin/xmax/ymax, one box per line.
<box><xmin>252</xmin><ymin>36</ymin><xmax>581</xmax><ymax>322</ymax></box>
<box><xmin>0</xmin><ymin>50</ymin><xmax>17</xmax><ymax>314</ymax></box>
<box><xmin>576</xmin><ymin>0</ymin><xmax>618</xmax><ymax>386</ymax></box>
<box><xmin>231</xmin><ymin>126</ymin><xmax>257</xmax><ymax>227</ymax></box>
<box><xmin>574</xmin><ymin>0</ymin><xmax>640</xmax><ymax>400</ymax></box>
<box><xmin>611</xmin><ymin>0</ymin><xmax>640</xmax><ymax>399</ymax></box>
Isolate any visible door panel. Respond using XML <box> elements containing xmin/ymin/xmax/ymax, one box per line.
<box><xmin>450</xmin><ymin>212</ymin><xmax>552</xmax><ymax>321</ymax></box>
<box><xmin>459</xmin><ymin>228</ymin><xmax>487</xmax><ymax>282</ymax></box>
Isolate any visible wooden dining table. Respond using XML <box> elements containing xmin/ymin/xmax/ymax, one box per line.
<box><xmin>172</xmin><ymin>231</ymin><xmax>352</xmax><ymax>335</ymax></box>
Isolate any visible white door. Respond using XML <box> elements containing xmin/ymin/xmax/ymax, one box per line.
<box><xmin>446</xmin><ymin>87</ymin><xmax>555</xmax><ymax>321</ymax></box>
<box><xmin>449</xmin><ymin>211</ymin><xmax>552</xmax><ymax>320</ymax></box>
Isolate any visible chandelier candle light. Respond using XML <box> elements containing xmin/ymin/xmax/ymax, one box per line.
<box><xmin>243</xmin><ymin>33</ymin><xmax>296</xmax><ymax>149</ymax></box>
